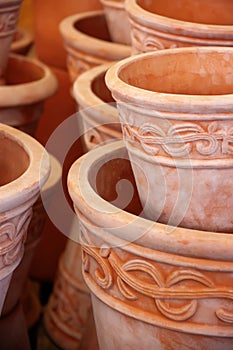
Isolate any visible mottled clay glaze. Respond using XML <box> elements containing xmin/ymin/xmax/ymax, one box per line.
<box><xmin>73</xmin><ymin>63</ymin><xmax>121</xmax><ymax>151</ymax></box>
<box><xmin>68</xmin><ymin>140</ymin><xmax>233</xmax><ymax>350</ymax></box>
<box><xmin>0</xmin><ymin>54</ymin><xmax>57</xmax><ymax>136</ymax></box>
<box><xmin>59</xmin><ymin>11</ymin><xmax>131</xmax><ymax>82</ymax></box>
<box><xmin>100</xmin><ymin>0</ymin><xmax>131</xmax><ymax>45</ymax></box>
<box><xmin>0</xmin><ymin>0</ymin><xmax>22</xmax><ymax>78</ymax></box>
<box><xmin>10</xmin><ymin>27</ymin><xmax>33</xmax><ymax>55</ymax></box>
<box><xmin>106</xmin><ymin>46</ymin><xmax>233</xmax><ymax>233</ymax></box>
<box><xmin>125</xmin><ymin>0</ymin><xmax>233</xmax><ymax>54</ymax></box>
<box><xmin>0</xmin><ymin>123</ymin><xmax>50</xmax><ymax>315</ymax></box>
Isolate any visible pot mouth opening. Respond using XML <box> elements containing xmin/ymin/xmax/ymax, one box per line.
<box><xmin>74</xmin><ymin>13</ymin><xmax>112</xmax><ymax>43</ymax></box>
<box><xmin>91</xmin><ymin>71</ymin><xmax>116</xmax><ymax>103</ymax></box>
<box><xmin>0</xmin><ymin>134</ymin><xmax>29</xmax><ymax>186</ymax></box>
<box><xmin>137</xmin><ymin>0</ymin><xmax>233</xmax><ymax>26</ymax></box>
<box><xmin>4</xmin><ymin>56</ymin><xmax>44</xmax><ymax>85</ymax></box>
<box><xmin>119</xmin><ymin>50</ymin><xmax>233</xmax><ymax>96</ymax></box>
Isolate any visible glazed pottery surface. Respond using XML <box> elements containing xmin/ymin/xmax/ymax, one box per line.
<box><xmin>59</xmin><ymin>11</ymin><xmax>131</xmax><ymax>82</ymax></box>
<box><xmin>0</xmin><ymin>123</ymin><xmax>50</xmax><ymax>314</ymax></box>
<box><xmin>125</xmin><ymin>0</ymin><xmax>233</xmax><ymax>54</ymax></box>
<box><xmin>106</xmin><ymin>46</ymin><xmax>233</xmax><ymax>233</ymax></box>
<box><xmin>0</xmin><ymin>0</ymin><xmax>22</xmax><ymax>78</ymax></box>
<box><xmin>73</xmin><ymin>63</ymin><xmax>122</xmax><ymax>151</ymax></box>
<box><xmin>100</xmin><ymin>0</ymin><xmax>131</xmax><ymax>45</ymax></box>
<box><xmin>0</xmin><ymin>54</ymin><xmax>57</xmax><ymax>136</ymax></box>
<box><xmin>68</xmin><ymin>140</ymin><xmax>233</xmax><ymax>350</ymax></box>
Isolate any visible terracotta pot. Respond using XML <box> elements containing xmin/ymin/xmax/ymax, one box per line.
<box><xmin>100</xmin><ymin>0</ymin><xmax>131</xmax><ymax>45</ymax></box>
<box><xmin>73</xmin><ymin>63</ymin><xmax>121</xmax><ymax>151</ymax></box>
<box><xmin>0</xmin><ymin>54</ymin><xmax>57</xmax><ymax>136</ymax></box>
<box><xmin>10</xmin><ymin>27</ymin><xmax>33</xmax><ymax>55</ymax></box>
<box><xmin>32</xmin><ymin>0</ymin><xmax>103</xmax><ymax>69</ymax></box>
<box><xmin>125</xmin><ymin>0</ymin><xmax>233</xmax><ymax>54</ymax></box>
<box><xmin>106</xmin><ymin>46</ymin><xmax>233</xmax><ymax>233</ymax></box>
<box><xmin>68</xmin><ymin>140</ymin><xmax>233</xmax><ymax>350</ymax></box>
<box><xmin>59</xmin><ymin>11</ymin><xmax>131</xmax><ymax>83</ymax></box>
<box><xmin>0</xmin><ymin>0</ymin><xmax>22</xmax><ymax>79</ymax></box>
<box><xmin>20</xmin><ymin>154</ymin><xmax>62</xmax><ymax>328</ymax></box>
<box><xmin>44</xmin><ymin>239</ymin><xmax>93</xmax><ymax>350</ymax></box>
<box><xmin>0</xmin><ymin>123</ymin><xmax>50</xmax><ymax>315</ymax></box>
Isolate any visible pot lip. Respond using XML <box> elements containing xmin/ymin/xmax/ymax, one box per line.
<box><xmin>0</xmin><ymin>123</ymin><xmax>50</xmax><ymax>212</ymax></box>
<box><xmin>125</xmin><ymin>0</ymin><xmax>233</xmax><ymax>38</ymax></box>
<box><xmin>59</xmin><ymin>11</ymin><xmax>131</xmax><ymax>60</ymax></box>
<box><xmin>73</xmin><ymin>63</ymin><xmax>119</xmax><ymax>123</ymax></box>
<box><xmin>0</xmin><ymin>54</ymin><xmax>57</xmax><ymax>107</ymax></box>
<box><xmin>100</xmin><ymin>0</ymin><xmax>124</xmax><ymax>10</ymax></box>
<box><xmin>10</xmin><ymin>27</ymin><xmax>34</xmax><ymax>53</ymax></box>
<box><xmin>68</xmin><ymin>140</ymin><xmax>233</xmax><ymax>262</ymax></box>
<box><xmin>105</xmin><ymin>46</ymin><xmax>233</xmax><ymax>115</ymax></box>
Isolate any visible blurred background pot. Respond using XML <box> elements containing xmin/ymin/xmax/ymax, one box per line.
<box><xmin>68</xmin><ymin>140</ymin><xmax>233</xmax><ymax>350</ymax></box>
<box><xmin>0</xmin><ymin>0</ymin><xmax>22</xmax><ymax>79</ymax></box>
<box><xmin>0</xmin><ymin>54</ymin><xmax>57</xmax><ymax>136</ymax></box>
<box><xmin>125</xmin><ymin>0</ymin><xmax>233</xmax><ymax>54</ymax></box>
<box><xmin>59</xmin><ymin>11</ymin><xmax>131</xmax><ymax>83</ymax></box>
<box><xmin>106</xmin><ymin>46</ymin><xmax>233</xmax><ymax>232</ymax></box>
<box><xmin>73</xmin><ymin>63</ymin><xmax>121</xmax><ymax>151</ymax></box>
<box><xmin>10</xmin><ymin>27</ymin><xmax>33</xmax><ymax>55</ymax></box>
<box><xmin>100</xmin><ymin>0</ymin><xmax>131</xmax><ymax>45</ymax></box>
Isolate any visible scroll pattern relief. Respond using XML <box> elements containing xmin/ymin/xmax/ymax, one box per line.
<box><xmin>131</xmin><ymin>28</ymin><xmax>178</xmax><ymax>53</ymax></box>
<box><xmin>80</xmin><ymin>224</ymin><xmax>233</xmax><ymax>325</ymax></box>
<box><xmin>0</xmin><ymin>9</ymin><xmax>19</xmax><ymax>38</ymax></box>
<box><xmin>67</xmin><ymin>54</ymin><xmax>92</xmax><ymax>83</ymax></box>
<box><xmin>0</xmin><ymin>208</ymin><xmax>32</xmax><ymax>271</ymax></box>
<box><xmin>121</xmin><ymin>121</ymin><xmax>233</xmax><ymax>158</ymax></box>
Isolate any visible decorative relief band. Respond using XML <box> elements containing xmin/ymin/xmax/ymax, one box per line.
<box><xmin>122</xmin><ymin>122</ymin><xmax>233</xmax><ymax>158</ymax></box>
<box><xmin>80</xmin><ymin>222</ymin><xmax>233</xmax><ymax>331</ymax></box>
<box><xmin>0</xmin><ymin>10</ymin><xmax>19</xmax><ymax>38</ymax></box>
<box><xmin>0</xmin><ymin>208</ymin><xmax>32</xmax><ymax>272</ymax></box>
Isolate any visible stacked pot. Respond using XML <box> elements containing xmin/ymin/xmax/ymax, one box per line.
<box><xmin>46</xmin><ymin>1</ymin><xmax>233</xmax><ymax>349</ymax></box>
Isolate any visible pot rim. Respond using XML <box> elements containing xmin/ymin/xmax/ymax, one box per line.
<box><xmin>105</xmin><ymin>46</ymin><xmax>233</xmax><ymax>115</ymax></box>
<box><xmin>100</xmin><ymin>0</ymin><xmax>124</xmax><ymax>10</ymax></box>
<box><xmin>0</xmin><ymin>123</ymin><xmax>50</xmax><ymax>212</ymax></box>
<box><xmin>73</xmin><ymin>63</ymin><xmax>119</xmax><ymax>124</ymax></box>
<box><xmin>68</xmin><ymin>140</ymin><xmax>233</xmax><ymax>262</ymax></box>
<box><xmin>125</xmin><ymin>0</ymin><xmax>233</xmax><ymax>38</ymax></box>
<box><xmin>59</xmin><ymin>11</ymin><xmax>131</xmax><ymax>61</ymax></box>
<box><xmin>0</xmin><ymin>54</ymin><xmax>57</xmax><ymax>107</ymax></box>
<box><xmin>10</xmin><ymin>27</ymin><xmax>33</xmax><ymax>54</ymax></box>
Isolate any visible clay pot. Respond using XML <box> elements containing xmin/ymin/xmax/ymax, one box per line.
<box><xmin>73</xmin><ymin>63</ymin><xmax>121</xmax><ymax>151</ymax></box>
<box><xmin>68</xmin><ymin>140</ymin><xmax>233</xmax><ymax>350</ymax></box>
<box><xmin>0</xmin><ymin>54</ymin><xmax>57</xmax><ymax>136</ymax></box>
<box><xmin>20</xmin><ymin>155</ymin><xmax>62</xmax><ymax>328</ymax></box>
<box><xmin>0</xmin><ymin>123</ymin><xmax>50</xmax><ymax>315</ymax></box>
<box><xmin>125</xmin><ymin>0</ymin><xmax>233</xmax><ymax>54</ymax></box>
<box><xmin>59</xmin><ymin>11</ymin><xmax>131</xmax><ymax>83</ymax></box>
<box><xmin>106</xmin><ymin>46</ymin><xmax>233</xmax><ymax>233</ymax></box>
<box><xmin>0</xmin><ymin>0</ymin><xmax>22</xmax><ymax>79</ymax></box>
<box><xmin>10</xmin><ymin>27</ymin><xmax>33</xmax><ymax>55</ymax></box>
<box><xmin>32</xmin><ymin>0</ymin><xmax>103</xmax><ymax>69</ymax></box>
<box><xmin>100</xmin><ymin>0</ymin><xmax>131</xmax><ymax>45</ymax></box>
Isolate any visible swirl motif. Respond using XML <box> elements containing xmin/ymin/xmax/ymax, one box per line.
<box><xmin>123</xmin><ymin>121</ymin><xmax>233</xmax><ymax>157</ymax></box>
<box><xmin>81</xmin><ymin>225</ymin><xmax>233</xmax><ymax>324</ymax></box>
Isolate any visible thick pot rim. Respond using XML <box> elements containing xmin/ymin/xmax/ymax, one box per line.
<box><xmin>105</xmin><ymin>46</ymin><xmax>233</xmax><ymax>115</ymax></box>
<box><xmin>0</xmin><ymin>123</ymin><xmax>50</xmax><ymax>212</ymax></box>
<box><xmin>68</xmin><ymin>140</ymin><xmax>233</xmax><ymax>262</ymax></box>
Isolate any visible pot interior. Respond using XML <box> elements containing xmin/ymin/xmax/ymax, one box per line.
<box><xmin>74</xmin><ymin>13</ymin><xmax>112</xmax><ymax>42</ymax></box>
<box><xmin>0</xmin><ymin>135</ymin><xmax>29</xmax><ymax>186</ymax></box>
<box><xmin>4</xmin><ymin>56</ymin><xmax>44</xmax><ymax>85</ymax></box>
<box><xmin>119</xmin><ymin>50</ymin><xmax>233</xmax><ymax>95</ymax></box>
<box><xmin>137</xmin><ymin>0</ymin><xmax>233</xmax><ymax>25</ymax></box>
<box><xmin>88</xmin><ymin>149</ymin><xmax>142</xmax><ymax>215</ymax></box>
<box><xmin>91</xmin><ymin>71</ymin><xmax>115</xmax><ymax>103</ymax></box>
